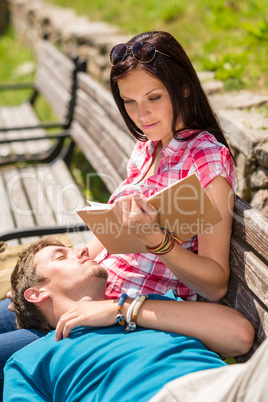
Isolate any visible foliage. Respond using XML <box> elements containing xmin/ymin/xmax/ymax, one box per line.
<box><xmin>0</xmin><ymin>27</ymin><xmax>36</xmax><ymax>105</ymax></box>
<box><xmin>0</xmin><ymin>1</ymin><xmax>267</xmax><ymax>199</ymax></box>
<box><xmin>1</xmin><ymin>1</ymin><xmax>267</xmax><ymax>95</ymax></box>
<box><xmin>45</xmin><ymin>0</ymin><xmax>268</xmax><ymax>93</ymax></box>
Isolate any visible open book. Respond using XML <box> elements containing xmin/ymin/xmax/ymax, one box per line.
<box><xmin>76</xmin><ymin>173</ymin><xmax>221</xmax><ymax>254</ymax></box>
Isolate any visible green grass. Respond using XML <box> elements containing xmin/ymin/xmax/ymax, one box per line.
<box><xmin>45</xmin><ymin>0</ymin><xmax>268</xmax><ymax>93</ymax></box>
<box><xmin>0</xmin><ymin>28</ymin><xmax>35</xmax><ymax>83</ymax></box>
<box><xmin>0</xmin><ymin>28</ymin><xmax>36</xmax><ymax>105</ymax></box>
<box><xmin>0</xmin><ymin>27</ymin><xmax>57</xmax><ymax>122</ymax></box>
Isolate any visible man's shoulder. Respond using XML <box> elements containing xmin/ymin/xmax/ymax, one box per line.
<box><xmin>6</xmin><ymin>331</ymin><xmax>55</xmax><ymax>367</ymax></box>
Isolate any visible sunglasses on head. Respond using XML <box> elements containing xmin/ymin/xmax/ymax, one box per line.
<box><xmin>110</xmin><ymin>41</ymin><xmax>170</xmax><ymax>66</ymax></box>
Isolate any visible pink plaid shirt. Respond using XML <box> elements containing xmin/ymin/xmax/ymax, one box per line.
<box><xmin>96</xmin><ymin>130</ymin><xmax>237</xmax><ymax>300</ymax></box>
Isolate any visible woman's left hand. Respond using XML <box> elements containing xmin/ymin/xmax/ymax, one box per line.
<box><xmin>55</xmin><ymin>299</ymin><xmax>117</xmax><ymax>341</ymax></box>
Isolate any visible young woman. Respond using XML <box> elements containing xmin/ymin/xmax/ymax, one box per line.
<box><xmin>0</xmin><ymin>31</ymin><xmax>237</xmax><ymax>392</ymax></box>
<box><xmin>86</xmin><ymin>30</ymin><xmax>237</xmax><ymax>303</ymax></box>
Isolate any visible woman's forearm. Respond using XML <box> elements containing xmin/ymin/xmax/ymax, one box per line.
<box><xmin>158</xmin><ymin>243</ymin><xmax>230</xmax><ymax>301</ymax></box>
<box><xmin>130</xmin><ymin>299</ymin><xmax>254</xmax><ymax>358</ymax></box>
<box><xmin>138</xmin><ymin>225</ymin><xmax>230</xmax><ymax>302</ymax></box>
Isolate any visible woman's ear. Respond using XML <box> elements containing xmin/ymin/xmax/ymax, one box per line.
<box><xmin>24</xmin><ymin>288</ymin><xmax>49</xmax><ymax>304</ymax></box>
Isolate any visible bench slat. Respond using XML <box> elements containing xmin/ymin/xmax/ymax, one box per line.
<box><xmin>0</xmin><ymin>112</ymin><xmax>17</xmax><ymax>156</ymax></box>
<box><xmin>40</xmin><ymin>40</ymin><xmax>74</xmax><ymax>71</ymax></box>
<box><xmin>78</xmin><ymin>72</ymin><xmax>128</xmax><ymax>133</ymax></box>
<box><xmin>37</xmin><ymin>52</ymin><xmax>73</xmax><ymax>89</ymax></box>
<box><xmin>19</xmin><ymin>165</ymin><xmax>57</xmax><ymax>227</ymax></box>
<box><xmin>0</xmin><ymin>104</ymin><xmax>50</xmax><ymax>156</ymax></box>
<box><xmin>0</xmin><ymin>159</ymin><xmax>87</xmax><ymax>246</ymax></box>
<box><xmin>74</xmin><ymin>100</ymin><xmax>130</xmax><ymax>181</ymax></box>
<box><xmin>35</xmin><ymin>66</ymin><xmax>72</xmax><ymax>120</ymax></box>
<box><xmin>70</xmin><ymin>121</ymin><xmax>123</xmax><ymax>192</ymax></box>
<box><xmin>76</xmin><ymin>86</ymin><xmax>134</xmax><ymax>154</ymax></box>
<box><xmin>230</xmin><ymin>236</ymin><xmax>268</xmax><ymax>307</ymax></box>
<box><xmin>49</xmin><ymin>159</ymin><xmax>85</xmax><ymax>224</ymax></box>
<box><xmin>35</xmin><ymin>69</ymin><xmax>70</xmax><ymax>119</ymax></box>
<box><xmin>13</xmin><ymin>104</ymin><xmax>50</xmax><ymax>155</ymax></box>
<box><xmin>233</xmin><ymin>197</ymin><xmax>268</xmax><ymax>261</ymax></box>
<box><xmin>1</xmin><ymin>167</ymin><xmax>39</xmax><ymax>244</ymax></box>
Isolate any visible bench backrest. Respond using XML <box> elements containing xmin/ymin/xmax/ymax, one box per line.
<box><xmin>70</xmin><ymin>72</ymin><xmax>135</xmax><ymax>193</ymax></box>
<box><xmin>71</xmin><ymin>71</ymin><xmax>268</xmax><ymax>362</ymax></box>
<box><xmin>224</xmin><ymin>196</ymin><xmax>268</xmax><ymax>361</ymax></box>
<box><xmin>34</xmin><ymin>40</ymin><xmax>78</xmax><ymax>124</ymax></box>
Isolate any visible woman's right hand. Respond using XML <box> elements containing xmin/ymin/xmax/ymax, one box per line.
<box><xmin>111</xmin><ymin>193</ymin><xmax>162</xmax><ymax>244</ymax></box>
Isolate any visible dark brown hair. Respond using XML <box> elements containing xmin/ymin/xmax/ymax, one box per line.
<box><xmin>110</xmin><ymin>30</ymin><xmax>231</xmax><ymax>152</ymax></box>
<box><xmin>11</xmin><ymin>237</ymin><xmax>65</xmax><ymax>333</ymax></box>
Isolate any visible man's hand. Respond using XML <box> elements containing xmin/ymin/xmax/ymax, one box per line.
<box><xmin>55</xmin><ymin>299</ymin><xmax>117</xmax><ymax>341</ymax></box>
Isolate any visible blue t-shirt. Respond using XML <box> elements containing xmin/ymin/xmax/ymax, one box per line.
<box><xmin>4</xmin><ymin>295</ymin><xmax>226</xmax><ymax>401</ymax></box>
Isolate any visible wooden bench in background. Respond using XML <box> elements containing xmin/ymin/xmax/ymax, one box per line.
<box><xmin>0</xmin><ymin>40</ymin><xmax>85</xmax><ymax>164</ymax></box>
<box><xmin>0</xmin><ymin>70</ymin><xmax>267</xmax><ymax>362</ymax></box>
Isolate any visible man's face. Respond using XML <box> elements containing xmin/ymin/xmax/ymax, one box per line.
<box><xmin>34</xmin><ymin>245</ymin><xmax>108</xmax><ymax>301</ymax></box>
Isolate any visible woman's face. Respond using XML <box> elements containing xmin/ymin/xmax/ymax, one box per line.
<box><xmin>118</xmin><ymin>69</ymin><xmax>178</xmax><ymax>148</ymax></box>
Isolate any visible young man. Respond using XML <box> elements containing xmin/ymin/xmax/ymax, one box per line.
<box><xmin>3</xmin><ymin>238</ymin><xmax>267</xmax><ymax>401</ymax></box>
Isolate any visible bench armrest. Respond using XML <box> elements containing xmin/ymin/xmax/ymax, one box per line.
<box><xmin>0</xmin><ymin>224</ymin><xmax>89</xmax><ymax>242</ymax></box>
<box><xmin>0</xmin><ymin>82</ymin><xmax>34</xmax><ymax>91</ymax></box>
<box><xmin>0</xmin><ymin>131</ymin><xmax>69</xmax><ymax>145</ymax></box>
<box><xmin>0</xmin><ymin>122</ymin><xmax>65</xmax><ymax>132</ymax></box>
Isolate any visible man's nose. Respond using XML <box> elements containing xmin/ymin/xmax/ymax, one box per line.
<box><xmin>75</xmin><ymin>245</ymin><xmax>89</xmax><ymax>259</ymax></box>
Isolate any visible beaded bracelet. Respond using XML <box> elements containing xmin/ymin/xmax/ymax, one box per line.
<box><xmin>125</xmin><ymin>294</ymin><xmax>148</xmax><ymax>332</ymax></box>
<box><xmin>125</xmin><ymin>295</ymin><xmax>140</xmax><ymax>326</ymax></box>
<box><xmin>115</xmin><ymin>293</ymin><xmax>127</xmax><ymax>326</ymax></box>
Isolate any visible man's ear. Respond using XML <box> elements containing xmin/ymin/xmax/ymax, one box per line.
<box><xmin>24</xmin><ymin>288</ymin><xmax>49</xmax><ymax>304</ymax></box>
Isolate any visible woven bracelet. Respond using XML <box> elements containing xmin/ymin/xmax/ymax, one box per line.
<box><xmin>126</xmin><ymin>294</ymin><xmax>148</xmax><ymax>332</ymax></box>
<box><xmin>170</xmin><ymin>232</ymin><xmax>183</xmax><ymax>244</ymax></box>
<box><xmin>146</xmin><ymin>225</ymin><xmax>183</xmax><ymax>255</ymax></box>
<box><xmin>126</xmin><ymin>295</ymin><xmax>140</xmax><ymax>325</ymax></box>
<box><xmin>146</xmin><ymin>228</ymin><xmax>174</xmax><ymax>255</ymax></box>
<box><xmin>115</xmin><ymin>293</ymin><xmax>127</xmax><ymax>326</ymax></box>
<box><xmin>146</xmin><ymin>227</ymin><xmax>169</xmax><ymax>253</ymax></box>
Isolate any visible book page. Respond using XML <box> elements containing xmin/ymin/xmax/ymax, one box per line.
<box><xmin>86</xmin><ymin>201</ymin><xmax>111</xmax><ymax>210</ymax></box>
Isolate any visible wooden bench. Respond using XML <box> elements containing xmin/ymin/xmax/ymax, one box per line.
<box><xmin>0</xmin><ymin>70</ymin><xmax>267</xmax><ymax>362</ymax></box>
<box><xmin>0</xmin><ymin>40</ymin><xmax>84</xmax><ymax>164</ymax></box>
<box><xmin>225</xmin><ymin>198</ymin><xmax>268</xmax><ymax>361</ymax></box>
